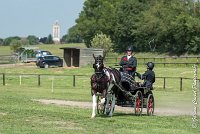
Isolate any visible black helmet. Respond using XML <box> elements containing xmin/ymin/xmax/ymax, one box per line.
<box><xmin>147</xmin><ymin>62</ymin><xmax>154</xmax><ymax>70</ymax></box>
<box><xmin>126</xmin><ymin>46</ymin><xmax>133</xmax><ymax>51</ymax></box>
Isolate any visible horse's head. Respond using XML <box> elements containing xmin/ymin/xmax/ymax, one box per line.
<box><xmin>93</xmin><ymin>54</ymin><xmax>105</xmax><ymax>73</ymax></box>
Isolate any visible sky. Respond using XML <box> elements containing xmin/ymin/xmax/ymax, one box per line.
<box><xmin>0</xmin><ymin>0</ymin><xmax>85</xmax><ymax>39</ymax></box>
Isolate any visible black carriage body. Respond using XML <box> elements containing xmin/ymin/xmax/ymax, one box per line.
<box><xmin>116</xmin><ymin>72</ymin><xmax>153</xmax><ymax>108</ymax></box>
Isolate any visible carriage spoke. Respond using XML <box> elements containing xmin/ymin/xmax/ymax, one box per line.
<box><xmin>147</xmin><ymin>94</ymin><xmax>154</xmax><ymax>116</ymax></box>
<box><xmin>134</xmin><ymin>91</ymin><xmax>143</xmax><ymax>116</ymax></box>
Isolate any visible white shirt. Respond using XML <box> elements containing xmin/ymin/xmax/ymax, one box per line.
<box><xmin>127</xmin><ymin>55</ymin><xmax>131</xmax><ymax>60</ymax></box>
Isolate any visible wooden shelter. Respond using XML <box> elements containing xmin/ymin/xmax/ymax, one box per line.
<box><xmin>60</xmin><ymin>47</ymin><xmax>103</xmax><ymax>67</ymax></box>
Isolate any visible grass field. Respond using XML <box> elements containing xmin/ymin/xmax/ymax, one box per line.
<box><xmin>0</xmin><ymin>85</ymin><xmax>199</xmax><ymax>134</ymax></box>
<box><xmin>0</xmin><ymin>44</ymin><xmax>200</xmax><ymax>133</ymax></box>
<box><xmin>0</xmin><ymin>64</ymin><xmax>200</xmax><ymax>133</ymax></box>
<box><xmin>0</xmin><ymin>43</ymin><xmax>86</xmax><ymax>56</ymax></box>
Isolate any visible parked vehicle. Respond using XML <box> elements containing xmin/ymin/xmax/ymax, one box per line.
<box><xmin>36</xmin><ymin>55</ymin><xmax>63</xmax><ymax>68</ymax></box>
<box><xmin>35</xmin><ymin>50</ymin><xmax>52</xmax><ymax>58</ymax></box>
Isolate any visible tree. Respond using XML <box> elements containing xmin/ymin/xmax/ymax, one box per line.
<box><xmin>112</xmin><ymin>0</ymin><xmax>147</xmax><ymax>52</ymax></box>
<box><xmin>72</xmin><ymin>0</ymin><xmax>200</xmax><ymax>55</ymax></box>
<box><xmin>61</xmin><ymin>34</ymin><xmax>68</xmax><ymax>44</ymax></box>
<box><xmin>39</xmin><ymin>37</ymin><xmax>47</xmax><ymax>44</ymax></box>
<box><xmin>27</xmin><ymin>35</ymin><xmax>39</xmax><ymax>45</ymax></box>
<box><xmin>91</xmin><ymin>32</ymin><xmax>113</xmax><ymax>56</ymax></box>
<box><xmin>136</xmin><ymin>0</ymin><xmax>200</xmax><ymax>54</ymax></box>
<box><xmin>10</xmin><ymin>40</ymin><xmax>23</xmax><ymax>52</ymax></box>
<box><xmin>3</xmin><ymin>36</ymin><xmax>21</xmax><ymax>46</ymax></box>
<box><xmin>76</xmin><ymin>0</ymin><xmax>119</xmax><ymax>47</ymax></box>
<box><xmin>61</xmin><ymin>25</ymin><xmax>82</xmax><ymax>43</ymax></box>
<box><xmin>0</xmin><ymin>38</ymin><xmax>3</xmax><ymax>46</ymax></box>
<box><xmin>46</xmin><ymin>34</ymin><xmax>54</xmax><ymax>44</ymax></box>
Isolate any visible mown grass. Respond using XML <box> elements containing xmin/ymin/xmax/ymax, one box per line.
<box><xmin>0</xmin><ymin>64</ymin><xmax>200</xmax><ymax>133</ymax></box>
<box><xmin>0</xmin><ymin>85</ymin><xmax>200</xmax><ymax>134</ymax></box>
<box><xmin>0</xmin><ymin>46</ymin><xmax>12</xmax><ymax>55</ymax></box>
<box><xmin>0</xmin><ymin>43</ymin><xmax>86</xmax><ymax>57</ymax></box>
<box><xmin>0</xmin><ymin>46</ymin><xmax>200</xmax><ymax>133</ymax></box>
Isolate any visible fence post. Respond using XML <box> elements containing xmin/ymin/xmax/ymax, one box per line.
<box><xmin>51</xmin><ymin>77</ymin><xmax>54</xmax><ymax>93</ymax></box>
<box><xmin>19</xmin><ymin>75</ymin><xmax>22</xmax><ymax>86</ymax></box>
<box><xmin>180</xmin><ymin>77</ymin><xmax>183</xmax><ymax>91</ymax></box>
<box><xmin>73</xmin><ymin>75</ymin><xmax>76</xmax><ymax>87</ymax></box>
<box><xmin>3</xmin><ymin>73</ymin><xmax>5</xmax><ymax>86</ymax></box>
<box><xmin>38</xmin><ymin>75</ymin><xmax>40</xmax><ymax>86</ymax></box>
<box><xmin>163</xmin><ymin>77</ymin><xmax>166</xmax><ymax>89</ymax></box>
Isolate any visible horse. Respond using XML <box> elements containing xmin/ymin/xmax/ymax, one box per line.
<box><xmin>90</xmin><ymin>54</ymin><xmax>121</xmax><ymax>118</ymax></box>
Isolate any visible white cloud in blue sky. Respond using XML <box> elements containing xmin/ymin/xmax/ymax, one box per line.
<box><xmin>0</xmin><ymin>0</ymin><xmax>85</xmax><ymax>38</ymax></box>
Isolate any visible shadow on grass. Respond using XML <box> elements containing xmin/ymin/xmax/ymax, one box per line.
<box><xmin>97</xmin><ymin>112</ymin><xmax>153</xmax><ymax>118</ymax></box>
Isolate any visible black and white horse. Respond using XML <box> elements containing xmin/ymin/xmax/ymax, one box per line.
<box><xmin>91</xmin><ymin>54</ymin><xmax>121</xmax><ymax>118</ymax></box>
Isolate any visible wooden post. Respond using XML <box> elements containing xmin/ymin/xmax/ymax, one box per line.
<box><xmin>38</xmin><ymin>75</ymin><xmax>40</xmax><ymax>86</ymax></box>
<box><xmin>19</xmin><ymin>75</ymin><xmax>22</xmax><ymax>86</ymax></box>
<box><xmin>73</xmin><ymin>75</ymin><xmax>76</xmax><ymax>87</ymax></box>
<box><xmin>180</xmin><ymin>77</ymin><xmax>183</xmax><ymax>91</ymax></box>
<box><xmin>163</xmin><ymin>77</ymin><xmax>166</xmax><ymax>89</ymax></box>
<box><xmin>3</xmin><ymin>73</ymin><xmax>5</xmax><ymax>86</ymax></box>
<box><xmin>51</xmin><ymin>77</ymin><xmax>54</xmax><ymax>93</ymax></box>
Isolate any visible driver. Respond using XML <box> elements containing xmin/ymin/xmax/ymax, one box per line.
<box><xmin>119</xmin><ymin>46</ymin><xmax>137</xmax><ymax>77</ymax></box>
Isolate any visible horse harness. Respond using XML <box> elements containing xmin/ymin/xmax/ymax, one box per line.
<box><xmin>91</xmin><ymin>71</ymin><xmax>109</xmax><ymax>93</ymax></box>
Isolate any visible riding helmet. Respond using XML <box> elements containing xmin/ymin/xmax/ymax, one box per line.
<box><xmin>147</xmin><ymin>62</ymin><xmax>154</xmax><ymax>70</ymax></box>
<box><xmin>126</xmin><ymin>46</ymin><xmax>133</xmax><ymax>51</ymax></box>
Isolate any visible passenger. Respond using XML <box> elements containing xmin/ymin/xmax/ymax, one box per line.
<box><xmin>119</xmin><ymin>46</ymin><xmax>137</xmax><ymax>77</ymax></box>
<box><xmin>135</xmin><ymin>62</ymin><xmax>155</xmax><ymax>89</ymax></box>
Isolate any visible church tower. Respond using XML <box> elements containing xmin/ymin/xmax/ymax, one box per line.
<box><xmin>52</xmin><ymin>21</ymin><xmax>60</xmax><ymax>43</ymax></box>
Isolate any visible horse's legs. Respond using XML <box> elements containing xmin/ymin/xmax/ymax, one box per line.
<box><xmin>100</xmin><ymin>89</ymin><xmax>106</xmax><ymax>104</ymax></box>
<box><xmin>91</xmin><ymin>94</ymin><xmax>96</xmax><ymax>118</ymax></box>
<box><xmin>109</xmin><ymin>94</ymin><xmax>115</xmax><ymax>117</ymax></box>
<box><xmin>104</xmin><ymin>94</ymin><xmax>110</xmax><ymax>115</ymax></box>
<box><xmin>104</xmin><ymin>83</ymin><xmax>114</xmax><ymax>115</ymax></box>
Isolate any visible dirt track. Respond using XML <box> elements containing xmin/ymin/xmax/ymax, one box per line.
<box><xmin>34</xmin><ymin>99</ymin><xmax>199</xmax><ymax>116</ymax></box>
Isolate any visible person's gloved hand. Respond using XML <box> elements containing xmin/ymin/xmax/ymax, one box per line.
<box><xmin>135</xmin><ymin>72</ymin><xmax>139</xmax><ymax>76</ymax></box>
<box><xmin>123</xmin><ymin>65</ymin><xmax>128</xmax><ymax>68</ymax></box>
<box><xmin>123</xmin><ymin>61</ymin><xmax>128</xmax><ymax>65</ymax></box>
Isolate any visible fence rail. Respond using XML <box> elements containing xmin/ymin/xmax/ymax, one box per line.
<box><xmin>105</xmin><ymin>56</ymin><xmax>200</xmax><ymax>66</ymax></box>
<box><xmin>1</xmin><ymin>73</ymin><xmax>199</xmax><ymax>91</ymax></box>
<box><xmin>106</xmin><ymin>56</ymin><xmax>200</xmax><ymax>61</ymax></box>
<box><xmin>0</xmin><ymin>55</ymin><xmax>13</xmax><ymax>64</ymax></box>
<box><xmin>109</xmin><ymin>62</ymin><xmax>200</xmax><ymax>67</ymax></box>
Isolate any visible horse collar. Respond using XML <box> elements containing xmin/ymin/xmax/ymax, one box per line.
<box><xmin>95</xmin><ymin>72</ymin><xmax>105</xmax><ymax>81</ymax></box>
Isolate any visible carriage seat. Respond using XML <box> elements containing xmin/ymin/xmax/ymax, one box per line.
<box><xmin>136</xmin><ymin>81</ymin><xmax>154</xmax><ymax>91</ymax></box>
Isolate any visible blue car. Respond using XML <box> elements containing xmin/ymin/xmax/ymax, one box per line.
<box><xmin>36</xmin><ymin>55</ymin><xmax>63</xmax><ymax>68</ymax></box>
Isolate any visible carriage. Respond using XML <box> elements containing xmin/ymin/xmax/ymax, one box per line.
<box><xmin>91</xmin><ymin>55</ymin><xmax>154</xmax><ymax>118</ymax></box>
<box><xmin>96</xmin><ymin>71</ymin><xmax>154</xmax><ymax>116</ymax></box>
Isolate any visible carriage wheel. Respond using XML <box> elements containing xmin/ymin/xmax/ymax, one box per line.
<box><xmin>134</xmin><ymin>91</ymin><xmax>143</xmax><ymax>116</ymax></box>
<box><xmin>97</xmin><ymin>96</ymin><xmax>105</xmax><ymax>114</ymax></box>
<box><xmin>147</xmin><ymin>94</ymin><xmax>154</xmax><ymax>116</ymax></box>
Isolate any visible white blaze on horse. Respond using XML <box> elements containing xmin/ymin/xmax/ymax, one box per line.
<box><xmin>90</xmin><ymin>54</ymin><xmax>121</xmax><ymax>118</ymax></box>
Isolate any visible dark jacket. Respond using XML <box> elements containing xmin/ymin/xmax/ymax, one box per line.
<box><xmin>119</xmin><ymin>56</ymin><xmax>137</xmax><ymax>73</ymax></box>
<box><xmin>136</xmin><ymin>70</ymin><xmax>155</xmax><ymax>89</ymax></box>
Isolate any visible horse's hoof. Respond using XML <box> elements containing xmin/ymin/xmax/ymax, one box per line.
<box><xmin>108</xmin><ymin>113</ymin><xmax>112</xmax><ymax>116</ymax></box>
<box><xmin>91</xmin><ymin>115</ymin><xmax>96</xmax><ymax>119</ymax></box>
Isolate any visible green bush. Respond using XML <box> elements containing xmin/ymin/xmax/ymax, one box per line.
<box><xmin>91</xmin><ymin>32</ymin><xmax>113</xmax><ymax>56</ymax></box>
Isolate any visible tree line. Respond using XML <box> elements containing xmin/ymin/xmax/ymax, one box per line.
<box><xmin>0</xmin><ymin>34</ymin><xmax>55</xmax><ymax>46</ymax></box>
<box><xmin>66</xmin><ymin>0</ymin><xmax>200</xmax><ymax>55</ymax></box>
